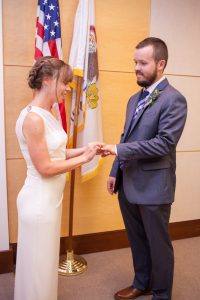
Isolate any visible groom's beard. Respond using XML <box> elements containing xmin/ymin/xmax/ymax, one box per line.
<box><xmin>136</xmin><ymin>69</ymin><xmax>157</xmax><ymax>88</ymax></box>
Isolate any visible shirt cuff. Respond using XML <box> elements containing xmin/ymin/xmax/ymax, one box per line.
<box><xmin>115</xmin><ymin>144</ymin><xmax>118</xmax><ymax>155</ymax></box>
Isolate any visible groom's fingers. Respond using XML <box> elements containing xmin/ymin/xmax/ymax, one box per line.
<box><xmin>107</xmin><ymin>177</ymin><xmax>116</xmax><ymax>195</ymax></box>
<box><xmin>101</xmin><ymin>151</ymin><xmax>110</xmax><ymax>157</ymax></box>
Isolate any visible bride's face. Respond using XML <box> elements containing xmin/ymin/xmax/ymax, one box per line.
<box><xmin>55</xmin><ymin>78</ymin><xmax>71</xmax><ymax>103</ymax></box>
<box><xmin>43</xmin><ymin>77</ymin><xmax>71</xmax><ymax>104</ymax></box>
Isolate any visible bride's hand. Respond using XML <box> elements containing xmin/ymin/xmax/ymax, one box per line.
<box><xmin>82</xmin><ymin>146</ymin><xmax>97</xmax><ymax>163</ymax></box>
<box><xmin>88</xmin><ymin>141</ymin><xmax>105</xmax><ymax>154</ymax></box>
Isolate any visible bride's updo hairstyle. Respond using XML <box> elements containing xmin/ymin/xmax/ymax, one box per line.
<box><xmin>28</xmin><ymin>56</ymin><xmax>73</xmax><ymax>90</ymax></box>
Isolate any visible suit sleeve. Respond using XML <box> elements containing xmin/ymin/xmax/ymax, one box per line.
<box><xmin>116</xmin><ymin>93</ymin><xmax>187</xmax><ymax>160</ymax></box>
<box><xmin>109</xmin><ymin>131</ymin><xmax>124</xmax><ymax>177</ymax></box>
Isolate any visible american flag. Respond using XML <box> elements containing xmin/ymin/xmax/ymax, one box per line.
<box><xmin>34</xmin><ymin>0</ymin><xmax>67</xmax><ymax>131</ymax></box>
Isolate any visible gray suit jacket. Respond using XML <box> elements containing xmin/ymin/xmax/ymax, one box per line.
<box><xmin>110</xmin><ymin>78</ymin><xmax>187</xmax><ymax>205</ymax></box>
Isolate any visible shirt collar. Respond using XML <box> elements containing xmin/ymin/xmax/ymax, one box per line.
<box><xmin>144</xmin><ymin>76</ymin><xmax>166</xmax><ymax>95</ymax></box>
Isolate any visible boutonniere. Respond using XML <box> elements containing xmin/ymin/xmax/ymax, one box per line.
<box><xmin>146</xmin><ymin>89</ymin><xmax>161</xmax><ymax>107</ymax></box>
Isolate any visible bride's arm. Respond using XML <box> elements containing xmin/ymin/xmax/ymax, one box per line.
<box><xmin>66</xmin><ymin>147</ymin><xmax>86</xmax><ymax>159</ymax></box>
<box><xmin>66</xmin><ymin>142</ymin><xmax>104</xmax><ymax>159</ymax></box>
<box><xmin>23</xmin><ymin>113</ymin><xmax>96</xmax><ymax>177</ymax></box>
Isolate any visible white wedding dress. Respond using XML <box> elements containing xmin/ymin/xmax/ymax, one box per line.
<box><xmin>14</xmin><ymin>105</ymin><xmax>67</xmax><ymax>300</ymax></box>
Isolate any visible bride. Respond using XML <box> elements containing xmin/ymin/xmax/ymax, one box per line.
<box><xmin>14</xmin><ymin>56</ymin><xmax>102</xmax><ymax>300</ymax></box>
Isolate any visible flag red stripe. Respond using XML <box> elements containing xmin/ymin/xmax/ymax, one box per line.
<box><xmin>34</xmin><ymin>47</ymin><xmax>43</xmax><ymax>60</ymax></box>
<box><xmin>58</xmin><ymin>101</ymin><xmax>67</xmax><ymax>132</ymax></box>
<box><xmin>48</xmin><ymin>40</ymin><xmax>59</xmax><ymax>58</ymax></box>
<box><xmin>37</xmin><ymin>22</ymin><xmax>44</xmax><ymax>39</ymax></box>
<box><xmin>36</xmin><ymin>17</ymin><xmax>39</xmax><ymax>30</ymax></box>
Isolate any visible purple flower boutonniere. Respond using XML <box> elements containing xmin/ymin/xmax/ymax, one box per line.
<box><xmin>147</xmin><ymin>89</ymin><xmax>161</xmax><ymax>107</ymax></box>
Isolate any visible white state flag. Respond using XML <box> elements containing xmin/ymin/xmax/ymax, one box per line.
<box><xmin>69</xmin><ymin>0</ymin><xmax>103</xmax><ymax>182</ymax></box>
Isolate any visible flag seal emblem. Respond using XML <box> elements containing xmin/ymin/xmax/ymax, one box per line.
<box><xmin>86</xmin><ymin>83</ymin><xmax>99</xmax><ymax>109</ymax></box>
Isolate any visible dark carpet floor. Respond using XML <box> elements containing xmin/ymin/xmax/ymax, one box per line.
<box><xmin>0</xmin><ymin>237</ymin><xmax>200</xmax><ymax>299</ymax></box>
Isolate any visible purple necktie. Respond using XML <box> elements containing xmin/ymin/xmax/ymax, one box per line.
<box><xmin>133</xmin><ymin>89</ymin><xmax>149</xmax><ymax>120</ymax></box>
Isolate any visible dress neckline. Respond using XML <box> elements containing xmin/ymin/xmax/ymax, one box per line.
<box><xmin>27</xmin><ymin>105</ymin><xmax>60</xmax><ymax>124</ymax></box>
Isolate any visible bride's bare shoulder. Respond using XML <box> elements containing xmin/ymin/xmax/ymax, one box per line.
<box><xmin>23</xmin><ymin>112</ymin><xmax>44</xmax><ymax>137</ymax></box>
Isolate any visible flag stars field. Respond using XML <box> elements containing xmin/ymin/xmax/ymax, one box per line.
<box><xmin>46</xmin><ymin>13</ymin><xmax>51</xmax><ymax>20</ymax></box>
<box><xmin>50</xmin><ymin>30</ymin><xmax>55</xmax><ymax>36</ymax></box>
<box><xmin>49</xmin><ymin>4</ymin><xmax>55</xmax><ymax>10</ymax></box>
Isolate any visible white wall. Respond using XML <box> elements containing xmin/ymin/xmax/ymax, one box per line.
<box><xmin>0</xmin><ymin>0</ymin><xmax>9</xmax><ymax>251</ymax></box>
<box><xmin>150</xmin><ymin>0</ymin><xmax>200</xmax><ymax>221</ymax></box>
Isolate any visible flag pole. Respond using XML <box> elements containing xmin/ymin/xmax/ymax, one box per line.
<box><xmin>58</xmin><ymin>76</ymin><xmax>87</xmax><ymax>276</ymax></box>
<box><xmin>68</xmin><ymin>76</ymin><xmax>82</xmax><ymax>252</ymax></box>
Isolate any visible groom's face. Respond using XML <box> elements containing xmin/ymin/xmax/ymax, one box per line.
<box><xmin>134</xmin><ymin>45</ymin><xmax>158</xmax><ymax>88</ymax></box>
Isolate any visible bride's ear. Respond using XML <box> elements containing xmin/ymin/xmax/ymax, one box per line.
<box><xmin>41</xmin><ymin>77</ymin><xmax>51</xmax><ymax>89</ymax></box>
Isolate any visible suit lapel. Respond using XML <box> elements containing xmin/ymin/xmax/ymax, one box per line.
<box><xmin>125</xmin><ymin>78</ymin><xmax>169</xmax><ymax>140</ymax></box>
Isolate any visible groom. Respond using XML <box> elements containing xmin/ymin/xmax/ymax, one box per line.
<box><xmin>102</xmin><ymin>37</ymin><xmax>187</xmax><ymax>300</ymax></box>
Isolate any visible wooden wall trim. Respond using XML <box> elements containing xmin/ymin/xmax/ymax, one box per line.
<box><xmin>1</xmin><ymin>219</ymin><xmax>200</xmax><ymax>273</ymax></box>
<box><xmin>169</xmin><ymin>219</ymin><xmax>200</xmax><ymax>240</ymax></box>
<box><xmin>60</xmin><ymin>219</ymin><xmax>200</xmax><ymax>255</ymax></box>
<box><xmin>60</xmin><ymin>229</ymin><xmax>129</xmax><ymax>255</ymax></box>
<box><xmin>0</xmin><ymin>247</ymin><xmax>14</xmax><ymax>274</ymax></box>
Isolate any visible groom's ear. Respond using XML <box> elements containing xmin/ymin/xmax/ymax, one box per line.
<box><xmin>157</xmin><ymin>59</ymin><xmax>166</xmax><ymax>72</ymax></box>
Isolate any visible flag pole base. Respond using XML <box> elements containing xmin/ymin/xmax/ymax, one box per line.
<box><xmin>58</xmin><ymin>250</ymin><xmax>87</xmax><ymax>276</ymax></box>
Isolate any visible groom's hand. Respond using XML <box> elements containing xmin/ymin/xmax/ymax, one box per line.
<box><xmin>101</xmin><ymin>144</ymin><xmax>116</xmax><ymax>156</ymax></box>
<box><xmin>107</xmin><ymin>176</ymin><xmax>116</xmax><ymax>195</ymax></box>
